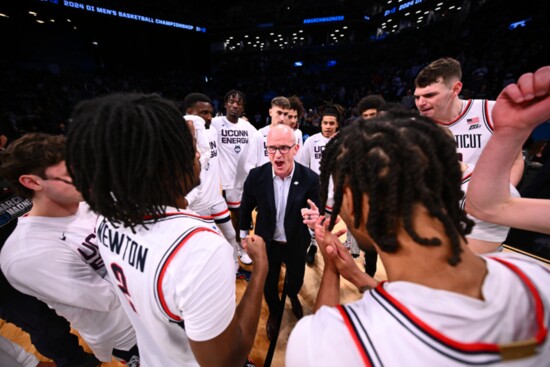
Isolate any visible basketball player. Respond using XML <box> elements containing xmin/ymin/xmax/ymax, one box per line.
<box><xmin>467</xmin><ymin>65</ymin><xmax>550</xmax><ymax>234</ymax></box>
<box><xmin>211</xmin><ymin>90</ymin><xmax>258</xmax><ymax>265</ymax></box>
<box><xmin>286</xmin><ymin>99</ymin><xmax>550</xmax><ymax>365</ymax></box>
<box><xmin>183</xmin><ymin>93</ymin><xmax>241</xmax><ymax>273</ymax></box>
<box><xmin>66</xmin><ymin>93</ymin><xmax>268</xmax><ymax>367</ymax></box>
<box><xmin>0</xmin><ymin>134</ymin><xmax>139</xmax><ymax>366</ymax></box>
<box><xmin>414</xmin><ymin>57</ymin><xmax>524</xmax><ymax>185</ymax></box>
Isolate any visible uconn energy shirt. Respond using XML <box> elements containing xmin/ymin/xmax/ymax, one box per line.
<box><xmin>211</xmin><ymin>116</ymin><xmax>257</xmax><ymax>190</ymax></box>
<box><xmin>296</xmin><ymin>132</ymin><xmax>331</xmax><ymax>175</ymax></box>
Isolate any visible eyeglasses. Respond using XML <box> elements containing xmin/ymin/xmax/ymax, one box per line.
<box><xmin>266</xmin><ymin>144</ymin><xmax>295</xmax><ymax>154</ymax></box>
<box><xmin>44</xmin><ymin>176</ymin><xmax>74</xmax><ymax>185</ymax></box>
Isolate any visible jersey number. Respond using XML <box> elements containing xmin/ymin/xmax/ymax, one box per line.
<box><xmin>111</xmin><ymin>263</ymin><xmax>138</xmax><ymax>314</ymax></box>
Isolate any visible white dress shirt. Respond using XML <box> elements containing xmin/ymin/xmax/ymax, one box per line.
<box><xmin>272</xmin><ymin>164</ymin><xmax>295</xmax><ymax>242</ymax></box>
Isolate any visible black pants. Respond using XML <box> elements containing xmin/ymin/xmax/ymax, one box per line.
<box><xmin>1</xmin><ymin>219</ymin><xmax>89</xmax><ymax>367</ymax></box>
<box><xmin>264</xmin><ymin>240</ymin><xmax>306</xmax><ymax>314</ymax></box>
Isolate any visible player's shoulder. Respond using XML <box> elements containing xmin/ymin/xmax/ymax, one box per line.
<box><xmin>483</xmin><ymin>252</ymin><xmax>550</xmax><ymax>287</ymax></box>
<box><xmin>211</xmin><ymin>116</ymin><xmax>225</xmax><ymax>127</ymax></box>
<box><xmin>0</xmin><ymin>224</ymin><xmax>61</xmax><ymax>276</ymax></box>
<box><xmin>239</xmin><ymin>118</ymin><xmax>258</xmax><ymax>131</ymax></box>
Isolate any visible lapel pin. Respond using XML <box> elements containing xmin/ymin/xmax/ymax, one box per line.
<box><xmin>294</xmin><ymin>181</ymin><xmax>299</xmax><ymax>185</ymax></box>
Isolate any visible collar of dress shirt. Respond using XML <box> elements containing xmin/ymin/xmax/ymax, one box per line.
<box><xmin>272</xmin><ymin>163</ymin><xmax>295</xmax><ymax>181</ymax></box>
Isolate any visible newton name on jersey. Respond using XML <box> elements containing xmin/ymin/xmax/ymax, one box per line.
<box><xmin>97</xmin><ymin>220</ymin><xmax>149</xmax><ymax>273</ymax></box>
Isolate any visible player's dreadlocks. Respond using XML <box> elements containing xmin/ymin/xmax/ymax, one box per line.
<box><xmin>224</xmin><ymin>89</ymin><xmax>246</xmax><ymax>106</ymax></box>
<box><xmin>319</xmin><ymin>111</ymin><xmax>473</xmax><ymax>266</ymax></box>
<box><xmin>66</xmin><ymin>93</ymin><xmax>197</xmax><ymax>230</ymax></box>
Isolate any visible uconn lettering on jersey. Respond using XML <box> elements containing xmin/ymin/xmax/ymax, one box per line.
<box><xmin>221</xmin><ymin>129</ymin><xmax>249</xmax><ymax>144</ymax></box>
<box><xmin>314</xmin><ymin>145</ymin><xmax>325</xmax><ymax>160</ymax></box>
<box><xmin>78</xmin><ymin>233</ymin><xmax>105</xmax><ymax>271</ymax></box>
<box><xmin>455</xmin><ymin>134</ymin><xmax>482</xmax><ymax>149</ymax></box>
<box><xmin>209</xmin><ymin>140</ymin><xmax>218</xmax><ymax>158</ymax></box>
<box><xmin>97</xmin><ymin>220</ymin><xmax>148</xmax><ymax>272</ymax></box>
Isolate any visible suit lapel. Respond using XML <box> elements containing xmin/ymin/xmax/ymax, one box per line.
<box><xmin>263</xmin><ymin>165</ymin><xmax>276</xmax><ymax>217</ymax></box>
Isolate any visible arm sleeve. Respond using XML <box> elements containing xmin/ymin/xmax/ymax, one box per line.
<box><xmin>244</xmin><ymin>132</ymin><xmax>262</xmax><ymax>175</ymax></box>
<box><xmin>185</xmin><ymin>115</ymin><xmax>211</xmax><ymax>168</ymax></box>
<box><xmin>0</xmin><ymin>336</ymin><xmax>39</xmax><ymax>367</ymax></box>
<box><xmin>172</xmin><ymin>232</ymin><xmax>236</xmax><ymax>341</ymax></box>
<box><xmin>185</xmin><ymin>186</ymin><xmax>200</xmax><ymax>208</ymax></box>
<box><xmin>286</xmin><ymin>317</ymin><xmax>313</xmax><ymax>367</ymax></box>
<box><xmin>296</xmin><ymin>138</ymin><xmax>310</xmax><ymax>167</ymax></box>
<box><xmin>2</xmin><ymin>242</ymin><xmax>120</xmax><ymax>312</ymax></box>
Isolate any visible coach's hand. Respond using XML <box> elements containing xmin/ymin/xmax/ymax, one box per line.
<box><xmin>301</xmin><ymin>199</ymin><xmax>320</xmax><ymax>229</ymax></box>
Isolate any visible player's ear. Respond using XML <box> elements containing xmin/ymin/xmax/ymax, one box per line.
<box><xmin>451</xmin><ymin>81</ymin><xmax>463</xmax><ymax>97</ymax></box>
<box><xmin>19</xmin><ymin>174</ymin><xmax>43</xmax><ymax>192</ymax></box>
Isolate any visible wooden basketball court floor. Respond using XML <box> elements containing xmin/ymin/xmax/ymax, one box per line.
<box><xmin>2</xmin><ymin>221</ymin><xmax>548</xmax><ymax>367</ymax></box>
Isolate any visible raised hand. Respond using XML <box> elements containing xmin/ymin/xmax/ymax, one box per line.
<box><xmin>492</xmin><ymin>66</ymin><xmax>550</xmax><ymax>133</ymax></box>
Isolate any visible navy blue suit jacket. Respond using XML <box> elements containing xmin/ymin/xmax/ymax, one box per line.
<box><xmin>240</xmin><ymin>161</ymin><xmax>320</xmax><ymax>251</ymax></box>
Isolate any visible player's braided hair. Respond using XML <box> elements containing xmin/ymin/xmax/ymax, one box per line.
<box><xmin>224</xmin><ymin>89</ymin><xmax>246</xmax><ymax>105</ymax></box>
<box><xmin>66</xmin><ymin>93</ymin><xmax>197</xmax><ymax>230</ymax></box>
<box><xmin>319</xmin><ymin>111</ymin><xmax>473</xmax><ymax>266</ymax></box>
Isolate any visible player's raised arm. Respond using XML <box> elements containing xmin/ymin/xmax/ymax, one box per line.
<box><xmin>466</xmin><ymin>66</ymin><xmax>550</xmax><ymax>233</ymax></box>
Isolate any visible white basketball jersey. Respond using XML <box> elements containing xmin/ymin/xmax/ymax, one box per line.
<box><xmin>187</xmin><ymin>127</ymin><xmax>224</xmax><ymax>213</ymax></box>
<box><xmin>211</xmin><ymin>116</ymin><xmax>257</xmax><ymax>190</ymax></box>
<box><xmin>460</xmin><ymin>164</ymin><xmax>520</xmax><ymax>243</ymax></box>
<box><xmin>287</xmin><ymin>253</ymin><xmax>550</xmax><ymax>367</ymax></box>
<box><xmin>97</xmin><ymin>208</ymin><xmax>236</xmax><ymax>367</ymax></box>
<box><xmin>296</xmin><ymin>132</ymin><xmax>331</xmax><ymax>175</ymax></box>
<box><xmin>437</xmin><ymin>99</ymin><xmax>495</xmax><ymax>166</ymax></box>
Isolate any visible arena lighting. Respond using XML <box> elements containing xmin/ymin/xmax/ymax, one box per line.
<box><xmin>327</xmin><ymin>60</ymin><xmax>337</xmax><ymax>67</ymax></box>
<box><xmin>509</xmin><ymin>18</ymin><xmax>531</xmax><ymax>30</ymax></box>
<box><xmin>294</xmin><ymin>61</ymin><xmax>303</xmax><ymax>67</ymax></box>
